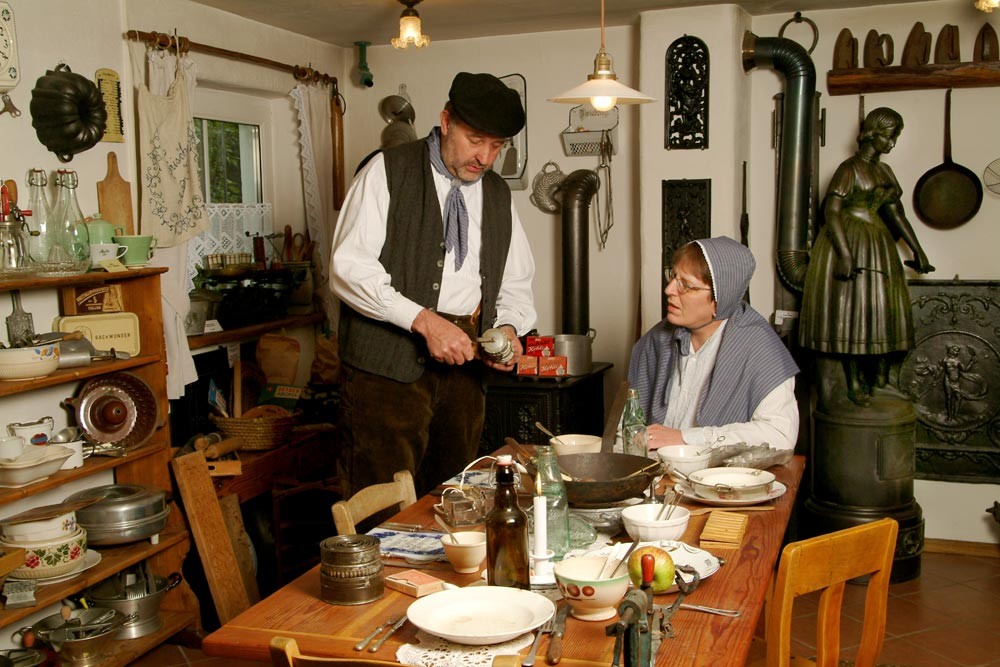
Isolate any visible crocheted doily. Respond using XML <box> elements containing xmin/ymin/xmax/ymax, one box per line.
<box><xmin>396</xmin><ymin>630</ymin><xmax>535</xmax><ymax>667</ymax></box>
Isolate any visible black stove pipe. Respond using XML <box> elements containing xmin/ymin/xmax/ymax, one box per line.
<box><xmin>559</xmin><ymin>169</ymin><xmax>600</xmax><ymax>335</ymax></box>
<box><xmin>742</xmin><ymin>31</ymin><xmax>815</xmax><ymax>292</ymax></box>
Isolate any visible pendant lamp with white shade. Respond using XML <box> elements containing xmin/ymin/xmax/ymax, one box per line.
<box><xmin>548</xmin><ymin>0</ymin><xmax>654</xmax><ymax>111</ymax></box>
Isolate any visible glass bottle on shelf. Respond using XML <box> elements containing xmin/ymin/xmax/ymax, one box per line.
<box><xmin>25</xmin><ymin>168</ymin><xmax>56</xmax><ymax>265</ymax></box>
<box><xmin>533</xmin><ymin>445</ymin><xmax>570</xmax><ymax>559</ymax></box>
<box><xmin>622</xmin><ymin>387</ymin><xmax>650</xmax><ymax>458</ymax></box>
<box><xmin>485</xmin><ymin>455</ymin><xmax>530</xmax><ymax>589</ymax></box>
<box><xmin>50</xmin><ymin>169</ymin><xmax>90</xmax><ymax>270</ymax></box>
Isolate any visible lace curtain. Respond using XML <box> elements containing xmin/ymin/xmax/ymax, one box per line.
<box><xmin>290</xmin><ymin>83</ymin><xmax>337</xmax><ymax>327</ymax></box>
<box><xmin>185</xmin><ymin>203</ymin><xmax>274</xmax><ymax>291</ymax></box>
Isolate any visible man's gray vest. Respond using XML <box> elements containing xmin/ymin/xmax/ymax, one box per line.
<box><xmin>339</xmin><ymin>139</ymin><xmax>513</xmax><ymax>383</ymax></box>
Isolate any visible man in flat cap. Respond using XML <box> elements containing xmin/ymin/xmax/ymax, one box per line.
<box><xmin>331</xmin><ymin>72</ymin><xmax>536</xmax><ymax>499</ymax></box>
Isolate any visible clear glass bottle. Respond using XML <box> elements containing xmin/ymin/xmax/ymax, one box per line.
<box><xmin>51</xmin><ymin>169</ymin><xmax>90</xmax><ymax>268</ymax></box>
<box><xmin>533</xmin><ymin>445</ymin><xmax>570</xmax><ymax>559</ymax></box>
<box><xmin>485</xmin><ymin>455</ymin><xmax>530</xmax><ymax>589</ymax></box>
<box><xmin>622</xmin><ymin>387</ymin><xmax>650</xmax><ymax>458</ymax></box>
<box><xmin>25</xmin><ymin>169</ymin><xmax>55</xmax><ymax>264</ymax></box>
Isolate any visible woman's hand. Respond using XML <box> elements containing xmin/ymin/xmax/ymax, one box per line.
<box><xmin>904</xmin><ymin>252</ymin><xmax>935</xmax><ymax>274</ymax></box>
<box><xmin>834</xmin><ymin>250</ymin><xmax>855</xmax><ymax>280</ymax></box>
<box><xmin>646</xmin><ymin>424</ymin><xmax>685</xmax><ymax>450</ymax></box>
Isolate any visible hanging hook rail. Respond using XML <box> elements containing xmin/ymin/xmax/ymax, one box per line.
<box><xmin>125</xmin><ymin>29</ymin><xmax>338</xmax><ymax>94</ymax></box>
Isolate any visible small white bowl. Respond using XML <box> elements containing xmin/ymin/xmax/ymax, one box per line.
<box><xmin>657</xmin><ymin>445</ymin><xmax>711</xmax><ymax>477</ymax></box>
<box><xmin>0</xmin><ymin>510</ymin><xmax>77</xmax><ymax>543</ymax></box>
<box><xmin>0</xmin><ymin>445</ymin><xmax>73</xmax><ymax>488</ymax></box>
<box><xmin>553</xmin><ymin>555</ymin><xmax>630</xmax><ymax>621</ymax></box>
<box><xmin>0</xmin><ymin>344</ymin><xmax>60</xmax><ymax>381</ymax></box>
<box><xmin>620</xmin><ymin>504</ymin><xmax>691</xmax><ymax>542</ymax></box>
<box><xmin>550</xmin><ymin>434</ymin><xmax>602</xmax><ymax>457</ymax></box>
<box><xmin>441</xmin><ymin>531</ymin><xmax>486</xmax><ymax>573</ymax></box>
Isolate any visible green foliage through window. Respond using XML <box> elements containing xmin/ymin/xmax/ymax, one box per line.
<box><xmin>193</xmin><ymin>118</ymin><xmax>262</xmax><ymax>204</ymax></box>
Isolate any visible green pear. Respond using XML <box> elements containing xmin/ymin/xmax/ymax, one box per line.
<box><xmin>626</xmin><ymin>545</ymin><xmax>675</xmax><ymax>593</ymax></box>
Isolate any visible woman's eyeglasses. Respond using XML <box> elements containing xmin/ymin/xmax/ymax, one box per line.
<box><xmin>665</xmin><ymin>268</ymin><xmax>712</xmax><ymax>296</ymax></box>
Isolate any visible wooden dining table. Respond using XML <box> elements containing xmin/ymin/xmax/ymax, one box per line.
<box><xmin>203</xmin><ymin>454</ymin><xmax>805</xmax><ymax>666</ymax></box>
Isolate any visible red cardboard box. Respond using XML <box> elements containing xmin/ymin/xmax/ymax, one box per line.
<box><xmin>525</xmin><ymin>336</ymin><xmax>554</xmax><ymax>357</ymax></box>
<box><xmin>538</xmin><ymin>356</ymin><xmax>568</xmax><ymax>377</ymax></box>
<box><xmin>517</xmin><ymin>356</ymin><xmax>538</xmax><ymax>376</ymax></box>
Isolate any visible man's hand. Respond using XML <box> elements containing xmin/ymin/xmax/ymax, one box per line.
<box><xmin>411</xmin><ymin>309</ymin><xmax>475</xmax><ymax>365</ymax></box>
<box><xmin>646</xmin><ymin>424</ymin><xmax>685</xmax><ymax>449</ymax></box>
<box><xmin>482</xmin><ymin>325</ymin><xmax>522</xmax><ymax>373</ymax></box>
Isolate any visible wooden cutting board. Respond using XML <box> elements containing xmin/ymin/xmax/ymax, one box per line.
<box><xmin>96</xmin><ymin>151</ymin><xmax>134</xmax><ymax>235</ymax></box>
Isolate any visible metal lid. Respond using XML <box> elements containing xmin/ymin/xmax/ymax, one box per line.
<box><xmin>66</xmin><ymin>484</ymin><xmax>167</xmax><ymax>523</ymax></box>
<box><xmin>320</xmin><ymin>535</ymin><xmax>380</xmax><ymax>567</ymax></box>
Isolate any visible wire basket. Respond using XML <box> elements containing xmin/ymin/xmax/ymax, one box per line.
<box><xmin>209</xmin><ymin>411</ymin><xmax>299</xmax><ymax>451</ymax></box>
<box><xmin>560</xmin><ymin>105</ymin><xmax>618</xmax><ymax>157</ymax></box>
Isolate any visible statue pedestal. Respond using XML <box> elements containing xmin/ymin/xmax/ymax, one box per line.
<box><xmin>804</xmin><ymin>392</ymin><xmax>924</xmax><ymax>582</ymax></box>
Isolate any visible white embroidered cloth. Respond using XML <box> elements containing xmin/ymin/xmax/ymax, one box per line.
<box><xmin>396</xmin><ymin>630</ymin><xmax>534</xmax><ymax>667</ymax></box>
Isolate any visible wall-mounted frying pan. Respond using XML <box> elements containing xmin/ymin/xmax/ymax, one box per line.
<box><xmin>912</xmin><ymin>89</ymin><xmax>983</xmax><ymax>230</ymax></box>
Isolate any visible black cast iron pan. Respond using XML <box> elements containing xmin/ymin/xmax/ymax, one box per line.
<box><xmin>912</xmin><ymin>89</ymin><xmax>983</xmax><ymax>230</ymax></box>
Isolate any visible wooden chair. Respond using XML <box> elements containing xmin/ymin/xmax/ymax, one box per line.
<box><xmin>332</xmin><ymin>469</ymin><xmax>417</xmax><ymax>534</ymax></box>
<box><xmin>270</xmin><ymin>636</ymin><xmax>388</xmax><ymax>666</ymax></box>
<box><xmin>754</xmin><ymin>518</ymin><xmax>898</xmax><ymax>667</ymax></box>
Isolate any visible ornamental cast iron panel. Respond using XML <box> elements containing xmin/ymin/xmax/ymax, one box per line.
<box><xmin>899</xmin><ymin>279</ymin><xmax>1000</xmax><ymax>483</ymax></box>
<box><xmin>666</xmin><ymin>35</ymin><xmax>709</xmax><ymax>150</ymax></box>
<box><xmin>661</xmin><ymin>179</ymin><xmax>710</xmax><ymax>319</ymax></box>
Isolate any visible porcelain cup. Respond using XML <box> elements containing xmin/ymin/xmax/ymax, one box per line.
<box><xmin>89</xmin><ymin>243</ymin><xmax>128</xmax><ymax>265</ymax></box>
<box><xmin>113</xmin><ymin>235</ymin><xmax>158</xmax><ymax>266</ymax></box>
<box><xmin>441</xmin><ymin>531</ymin><xmax>487</xmax><ymax>573</ymax></box>
<box><xmin>7</xmin><ymin>416</ymin><xmax>54</xmax><ymax>445</ymax></box>
<box><xmin>0</xmin><ymin>436</ymin><xmax>24</xmax><ymax>460</ymax></box>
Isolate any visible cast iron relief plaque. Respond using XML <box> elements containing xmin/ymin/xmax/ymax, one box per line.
<box><xmin>661</xmin><ymin>179</ymin><xmax>710</xmax><ymax>318</ymax></box>
<box><xmin>665</xmin><ymin>35</ymin><xmax>709</xmax><ymax>150</ymax></box>
<box><xmin>899</xmin><ymin>280</ymin><xmax>1000</xmax><ymax>483</ymax></box>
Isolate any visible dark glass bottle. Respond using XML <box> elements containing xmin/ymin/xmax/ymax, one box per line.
<box><xmin>485</xmin><ymin>455</ymin><xmax>530</xmax><ymax>589</ymax></box>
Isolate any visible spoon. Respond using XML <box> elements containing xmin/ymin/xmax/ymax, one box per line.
<box><xmin>534</xmin><ymin>421</ymin><xmax>570</xmax><ymax>448</ymax></box>
<box><xmin>434</xmin><ymin>515</ymin><xmax>459</xmax><ymax>544</ymax></box>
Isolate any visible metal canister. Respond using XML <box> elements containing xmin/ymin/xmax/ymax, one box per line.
<box><xmin>479</xmin><ymin>327</ymin><xmax>514</xmax><ymax>364</ymax></box>
<box><xmin>319</xmin><ymin>534</ymin><xmax>383</xmax><ymax>605</ymax></box>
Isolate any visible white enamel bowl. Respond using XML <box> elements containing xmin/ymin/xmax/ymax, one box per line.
<box><xmin>550</xmin><ymin>434</ymin><xmax>602</xmax><ymax>457</ymax></box>
<box><xmin>686</xmin><ymin>467</ymin><xmax>775</xmax><ymax>502</ymax></box>
<box><xmin>553</xmin><ymin>555</ymin><xmax>630</xmax><ymax>621</ymax></box>
<box><xmin>656</xmin><ymin>445</ymin><xmax>711</xmax><ymax>477</ymax></box>
<box><xmin>0</xmin><ymin>344</ymin><xmax>60</xmax><ymax>381</ymax></box>
<box><xmin>621</xmin><ymin>504</ymin><xmax>691</xmax><ymax>542</ymax></box>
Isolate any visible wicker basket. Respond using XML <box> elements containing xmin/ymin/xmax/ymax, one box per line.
<box><xmin>209</xmin><ymin>411</ymin><xmax>298</xmax><ymax>451</ymax></box>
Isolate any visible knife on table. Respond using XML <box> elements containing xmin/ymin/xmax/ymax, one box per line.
<box><xmin>370</xmin><ymin>616</ymin><xmax>408</xmax><ymax>652</ymax></box>
<box><xmin>545</xmin><ymin>603</ymin><xmax>571</xmax><ymax>664</ymax></box>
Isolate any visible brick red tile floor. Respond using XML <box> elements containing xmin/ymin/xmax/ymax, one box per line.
<box><xmin>130</xmin><ymin>552</ymin><xmax>998</xmax><ymax>666</ymax></box>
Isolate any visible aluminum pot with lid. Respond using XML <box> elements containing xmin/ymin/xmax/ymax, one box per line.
<box><xmin>63</xmin><ymin>484</ymin><xmax>170</xmax><ymax>545</ymax></box>
<box><xmin>86</xmin><ymin>572</ymin><xmax>182</xmax><ymax>639</ymax></box>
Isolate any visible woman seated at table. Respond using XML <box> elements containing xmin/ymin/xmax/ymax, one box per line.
<box><xmin>628</xmin><ymin>236</ymin><xmax>800</xmax><ymax>452</ymax></box>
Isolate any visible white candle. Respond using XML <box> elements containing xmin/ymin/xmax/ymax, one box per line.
<box><xmin>533</xmin><ymin>481</ymin><xmax>547</xmax><ymax>558</ymax></box>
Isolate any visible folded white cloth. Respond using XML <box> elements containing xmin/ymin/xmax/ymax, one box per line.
<box><xmin>397</xmin><ymin>629</ymin><xmax>534</xmax><ymax>667</ymax></box>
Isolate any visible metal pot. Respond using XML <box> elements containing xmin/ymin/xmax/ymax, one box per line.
<box><xmin>553</xmin><ymin>330</ymin><xmax>596</xmax><ymax>376</ymax></box>
<box><xmin>30</xmin><ymin>607</ymin><xmax>129</xmax><ymax>667</ymax></box>
<box><xmin>86</xmin><ymin>572</ymin><xmax>182</xmax><ymax>639</ymax></box>
<box><xmin>557</xmin><ymin>453</ymin><xmax>662</xmax><ymax>507</ymax></box>
<box><xmin>686</xmin><ymin>467</ymin><xmax>775</xmax><ymax>501</ymax></box>
<box><xmin>64</xmin><ymin>484</ymin><xmax>170</xmax><ymax>545</ymax></box>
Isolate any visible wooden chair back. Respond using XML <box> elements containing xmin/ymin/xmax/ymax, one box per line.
<box><xmin>332</xmin><ymin>469</ymin><xmax>417</xmax><ymax>534</ymax></box>
<box><xmin>270</xmin><ymin>636</ymin><xmax>387</xmax><ymax>666</ymax></box>
<box><xmin>764</xmin><ymin>518</ymin><xmax>898</xmax><ymax>667</ymax></box>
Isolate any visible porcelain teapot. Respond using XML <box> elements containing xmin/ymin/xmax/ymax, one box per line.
<box><xmin>85</xmin><ymin>213</ymin><xmax>125</xmax><ymax>245</ymax></box>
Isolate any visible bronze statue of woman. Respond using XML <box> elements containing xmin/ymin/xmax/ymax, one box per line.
<box><xmin>799</xmin><ymin>107</ymin><xmax>935</xmax><ymax>408</ymax></box>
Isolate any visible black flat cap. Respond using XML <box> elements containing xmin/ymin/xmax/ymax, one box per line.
<box><xmin>448</xmin><ymin>72</ymin><xmax>525</xmax><ymax>138</ymax></box>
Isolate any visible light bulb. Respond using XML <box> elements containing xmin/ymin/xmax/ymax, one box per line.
<box><xmin>590</xmin><ymin>96</ymin><xmax>617</xmax><ymax>112</ymax></box>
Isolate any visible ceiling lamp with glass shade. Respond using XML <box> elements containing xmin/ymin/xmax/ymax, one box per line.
<box><xmin>548</xmin><ymin>0</ymin><xmax>654</xmax><ymax>111</ymax></box>
<box><xmin>391</xmin><ymin>0</ymin><xmax>430</xmax><ymax>49</ymax></box>
<box><xmin>975</xmin><ymin>0</ymin><xmax>998</xmax><ymax>11</ymax></box>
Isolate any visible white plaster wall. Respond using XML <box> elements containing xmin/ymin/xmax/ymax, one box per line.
<box><xmin>746</xmin><ymin>0</ymin><xmax>1000</xmax><ymax>544</ymax></box>
<box><xmin>347</xmin><ymin>27</ymin><xmax>641</xmax><ymax>393</ymax></box>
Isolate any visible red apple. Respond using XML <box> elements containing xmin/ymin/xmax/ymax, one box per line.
<box><xmin>626</xmin><ymin>545</ymin><xmax>675</xmax><ymax>593</ymax></box>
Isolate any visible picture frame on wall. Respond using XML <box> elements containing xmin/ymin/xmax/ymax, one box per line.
<box><xmin>491</xmin><ymin>73</ymin><xmax>527</xmax><ymax>190</ymax></box>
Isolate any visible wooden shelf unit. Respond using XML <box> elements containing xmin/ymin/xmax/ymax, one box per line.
<box><xmin>0</xmin><ymin>267</ymin><xmax>199</xmax><ymax>665</ymax></box>
<box><xmin>827</xmin><ymin>61</ymin><xmax>1000</xmax><ymax>95</ymax></box>
<box><xmin>187</xmin><ymin>312</ymin><xmax>323</xmax><ymax>350</ymax></box>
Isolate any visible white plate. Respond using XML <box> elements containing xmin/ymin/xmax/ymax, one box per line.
<box><xmin>11</xmin><ymin>549</ymin><xmax>101</xmax><ymax>585</ymax></box>
<box><xmin>674</xmin><ymin>480</ymin><xmax>786</xmax><ymax>507</ymax></box>
<box><xmin>407</xmin><ymin>586</ymin><xmax>555</xmax><ymax>645</ymax></box>
<box><xmin>578</xmin><ymin>540</ymin><xmax>720</xmax><ymax>593</ymax></box>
